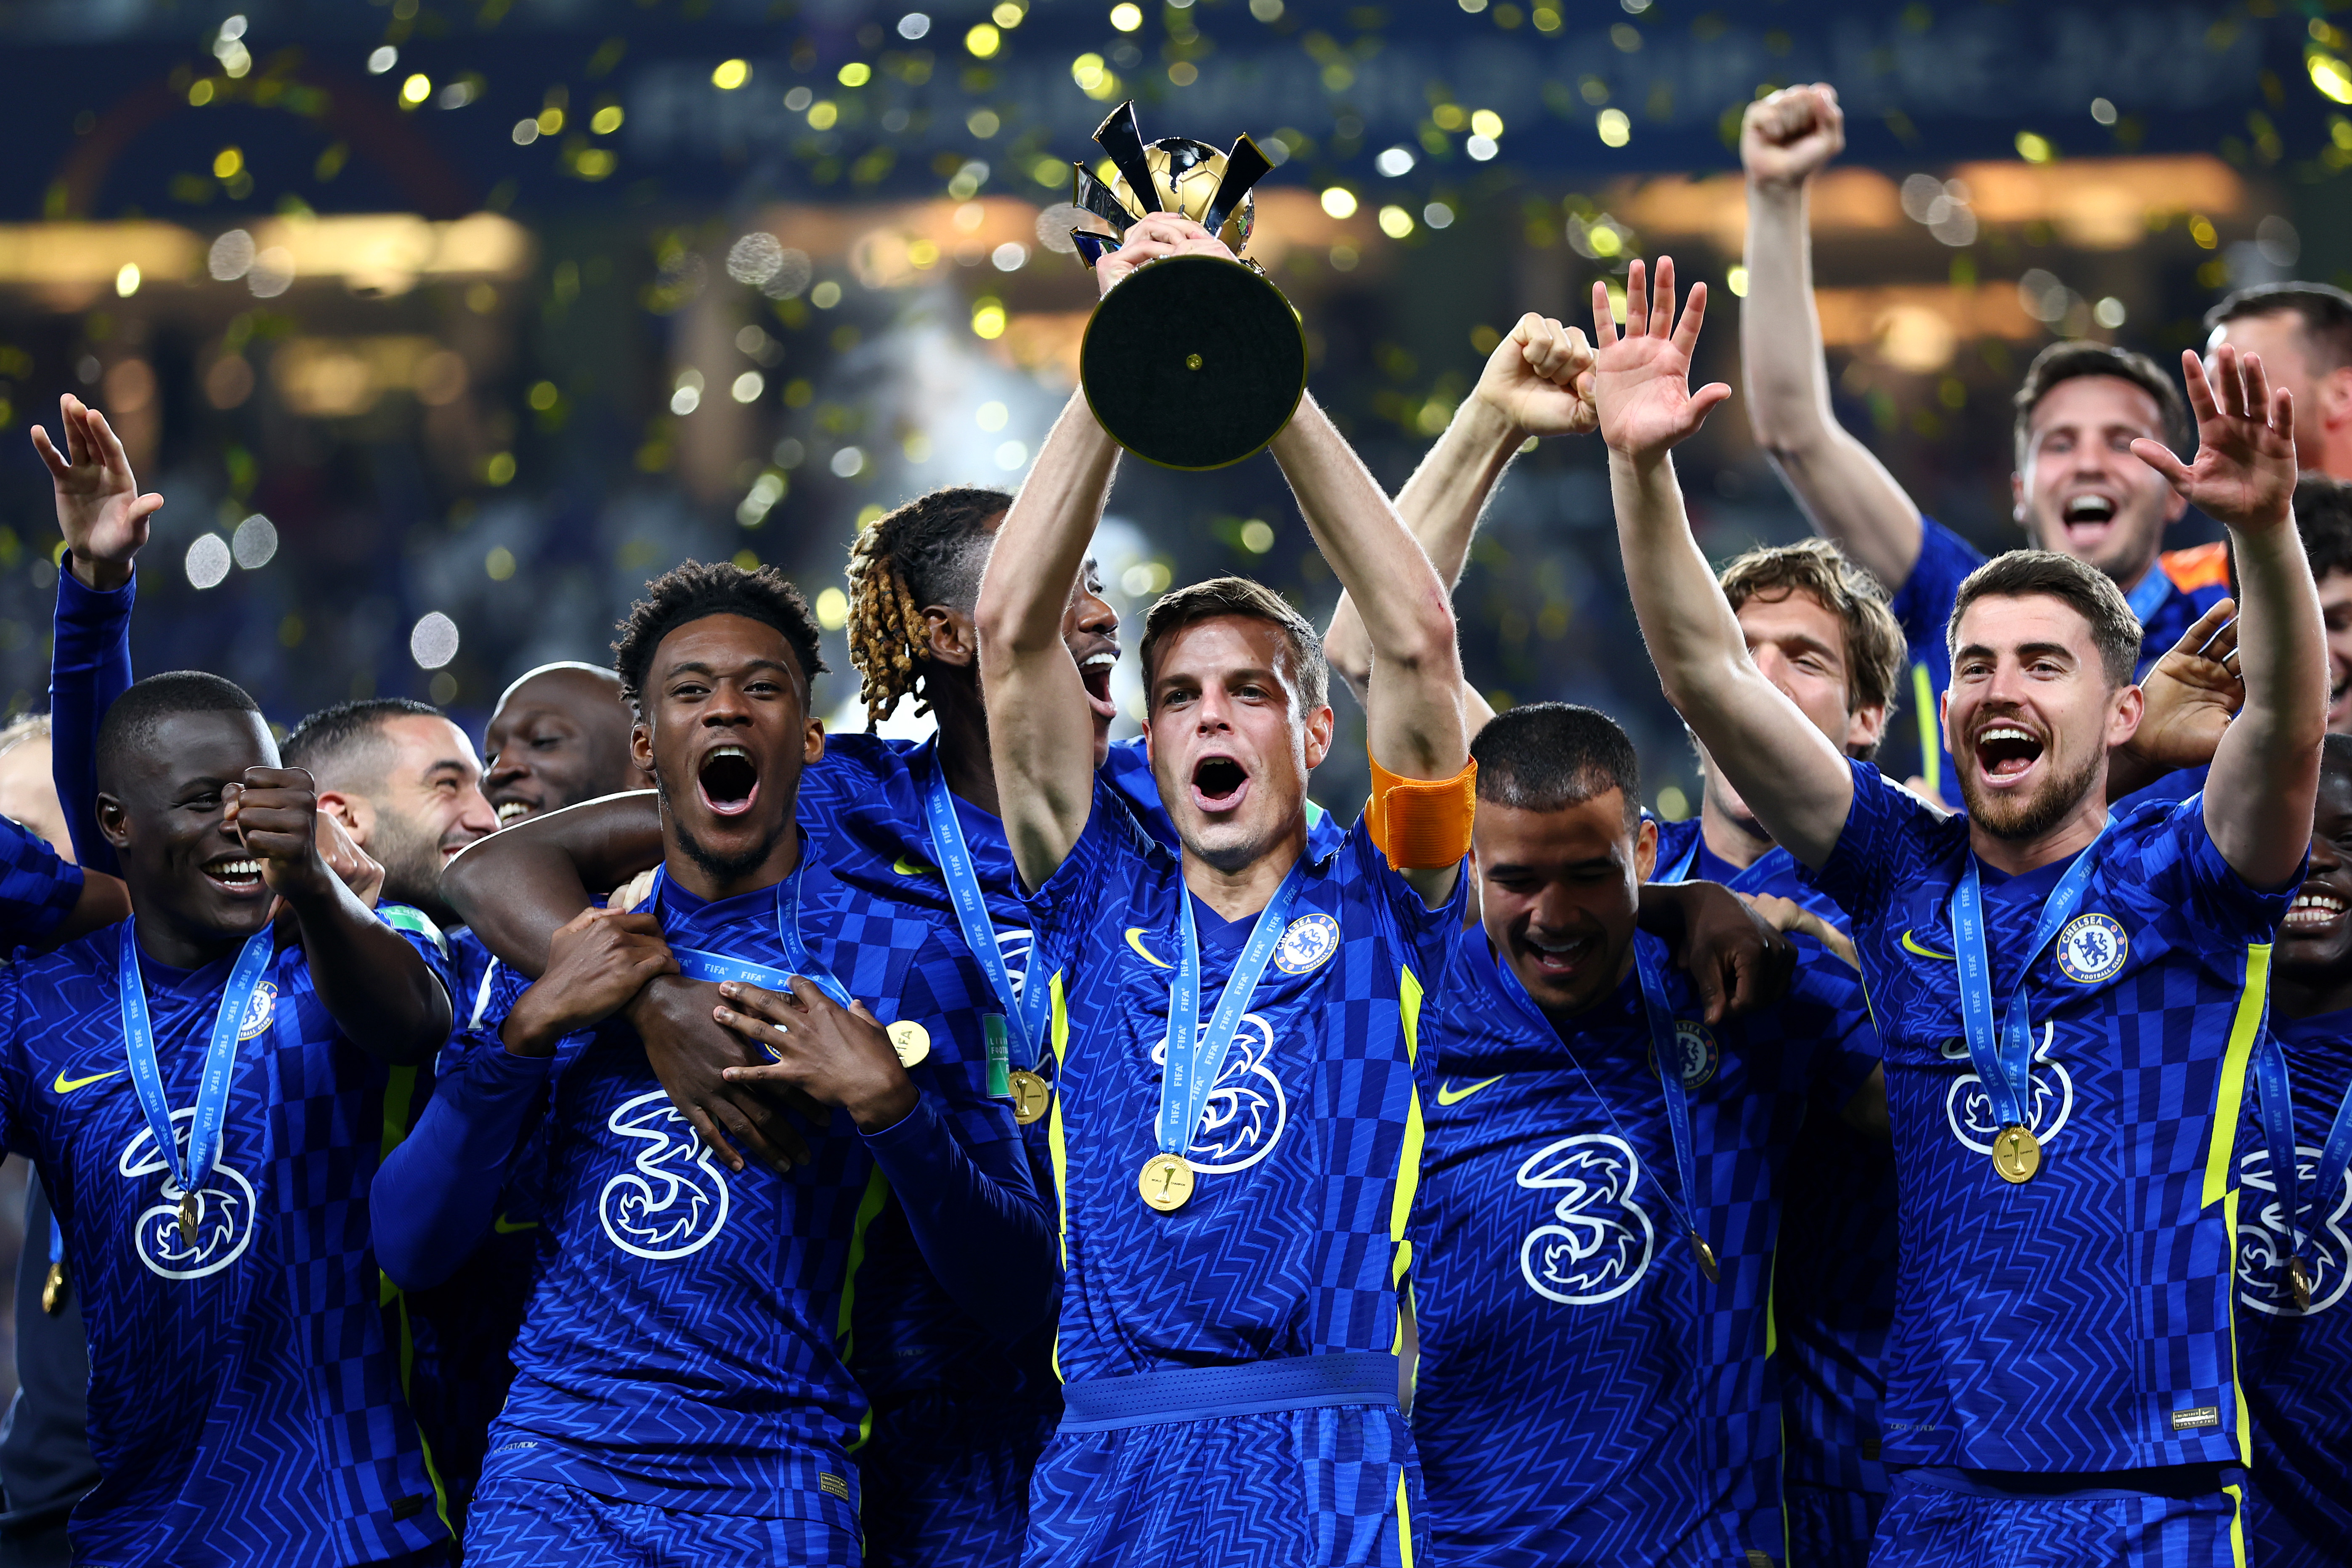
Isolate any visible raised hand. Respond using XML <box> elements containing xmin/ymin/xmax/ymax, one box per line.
<box><xmin>1476</xmin><ymin>312</ymin><xmax>1598</xmax><ymax>438</ymax></box>
<box><xmin>714</xmin><ymin>978</ymin><xmax>919</xmax><ymax>1133</ymax></box>
<box><xmin>500</xmin><ymin>907</ymin><xmax>679</xmax><ymax>1057</ymax></box>
<box><xmin>1094</xmin><ymin>212</ymin><xmax>1237</xmax><ymax>297</ymax></box>
<box><xmin>1592</xmin><ymin>257</ymin><xmax>1732</xmax><ymax>462</ymax></box>
<box><xmin>2126</xmin><ymin>597</ymin><xmax>2243</xmax><ymax>773</ymax></box>
<box><xmin>1741</xmin><ymin>83</ymin><xmax>1845</xmax><ymax>188</ymax></box>
<box><xmin>2134</xmin><ymin>346</ymin><xmax>2296</xmax><ymax>533</ymax></box>
<box><xmin>222</xmin><ymin>767</ymin><xmax>338</xmax><ymax>908</ymax></box>
<box><xmin>30</xmin><ymin>394</ymin><xmax>160</xmax><ymax>592</ymax></box>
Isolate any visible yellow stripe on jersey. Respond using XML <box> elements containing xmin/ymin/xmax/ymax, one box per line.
<box><xmin>1394</xmin><ymin>1470</ymin><xmax>1416</xmax><ymax>1568</ymax></box>
<box><xmin>2202</xmin><ymin>942</ymin><xmax>2271</xmax><ymax>1210</ymax></box>
<box><xmin>1389</xmin><ymin>964</ymin><xmax>1427</xmax><ymax>1295</ymax></box>
<box><xmin>2224</xmin><ymin>1480</ymin><xmax>2248</xmax><ymax>1568</ymax></box>
<box><xmin>2224</xmin><ymin>1186</ymin><xmax>2251</xmax><ymax>1468</ymax></box>
<box><xmin>1912</xmin><ymin>662</ymin><xmax>1940</xmax><ymax>802</ymax></box>
<box><xmin>834</xmin><ymin>1166</ymin><xmax>891</xmax><ymax>1455</ymax></box>
<box><xmin>1048</xmin><ymin>971</ymin><xmax>1072</xmax><ymax>1270</ymax></box>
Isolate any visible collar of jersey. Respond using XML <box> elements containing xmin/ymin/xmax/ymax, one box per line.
<box><xmin>2270</xmin><ymin>1004</ymin><xmax>2352</xmax><ymax>1055</ymax></box>
<box><xmin>654</xmin><ymin>828</ymin><xmax>841</xmax><ymax>925</ymax></box>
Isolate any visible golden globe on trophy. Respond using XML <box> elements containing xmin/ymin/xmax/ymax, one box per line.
<box><xmin>1064</xmin><ymin>101</ymin><xmax>1307</xmax><ymax>472</ymax></box>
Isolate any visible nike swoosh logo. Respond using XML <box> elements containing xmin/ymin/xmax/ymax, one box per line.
<box><xmin>894</xmin><ymin>855</ymin><xmax>938</xmax><ymax>878</ymax></box>
<box><xmin>492</xmin><ymin>1214</ymin><xmax>540</xmax><ymax>1234</ymax></box>
<box><xmin>53</xmin><ymin>1067</ymin><xmax>124</xmax><ymax>1095</ymax></box>
<box><xmin>1436</xmin><ymin>1075</ymin><xmax>1505</xmax><ymax>1106</ymax></box>
<box><xmin>1901</xmin><ymin>930</ymin><xmax>1956</xmax><ymax>961</ymax></box>
<box><xmin>1125</xmin><ymin>928</ymin><xmax>1172</xmax><ymax>969</ymax></box>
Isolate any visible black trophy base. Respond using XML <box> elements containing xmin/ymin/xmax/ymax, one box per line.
<box><xmin>1079</xmin><ymin>255</ymin><xmax>1307</xmax><ymax>472</ymax></box>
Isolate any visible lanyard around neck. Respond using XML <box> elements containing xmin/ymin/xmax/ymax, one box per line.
<box><xmin>1158</xmin><ymin>867</ymin><xmax>1304</xmax><ymax>1160</ymax></box>
<box><xmin>117</xmin><ymin>925</ymin><xmax>273</xmax><ymax>1216</ymax></box>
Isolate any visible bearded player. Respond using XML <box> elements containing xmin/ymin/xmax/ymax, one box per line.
<box><xmin>1605</xmin><ymin>254</ymin><xmax>2322</xmax><ymax>1563</ymax></box>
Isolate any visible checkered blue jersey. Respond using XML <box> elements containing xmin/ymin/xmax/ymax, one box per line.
<box><xmin>1025</xmin><ymin>776</ymin><xmax>1462</xmax><ymax>1382</ymax></box>
<box><xmin>1650</xmin><ymin>820</ymin><xmax>1899</xmax><ymax>1499</ymax></box>
<box><xmin>2230</xmin><ymin>1005</ymin><xmax>2352</xmax><ymax>1565</ymax></box>
<box><xmin>0</xmin><ymin>913</ymin><xmax>456</xmax><ymax>1568</ymax></box>
<box><xmin>800</xmin><ymin>732</ymin><xmax>1345</xmax><ymax>1406</ymax></box>
<box><xmin>1407</xmin><ymin>926</ymin><xmax>1876</xmax><ymax>1565</ymax></box>
<box><xmin>473</xmin><ymin>847</ymin><xmax>1043</xmax><ymax>1522</ymax></box>
<box><xmin>0</xmin><ymin>814</ymin><xmax>83</xmax><ymax>948</ymax></box>
<box><xmin>1801</xmin><ymin>757</ymin><xmax>2294</xmax><ymax>1472</ymax></box>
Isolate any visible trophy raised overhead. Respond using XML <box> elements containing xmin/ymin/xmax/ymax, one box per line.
<box><xmin>1064</xmin><ymin>101</ymin><xmax>1307</xmax><ymax>471</ymax></box>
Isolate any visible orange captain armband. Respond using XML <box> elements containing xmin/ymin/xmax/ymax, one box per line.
<box><xmin>1363</xmin><ymin>754</ymin><xmax>1478</xmax><ymax>869</ymax></box>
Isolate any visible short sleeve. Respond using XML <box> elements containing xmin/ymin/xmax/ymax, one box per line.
<box><xmin>377</xmin><ymin>902</ymin><xmax>459</xmax><ymax>1014</ymax></box>
<box><xmin>1786</xmin><ymin>943</ymin><xmax>1881</xmax><ymax>1109</ymax></box>
<box><xmin>1023</xmin><ymin>773</ymin><xmax>1165</xmax><ymax>976</ymax></box>
<box><xmin>1887</xmin><ymin>515</ymin><xmax>1984</xmax><ymax>651</ymax></box>
<box><xmin>2132</xmin><ymin>795</ymin><xmax>2302</xmax><ymax>944</ymax></box>
<box><xmin>1803</xmin><ymin>759</ymin><xmax>1951</xmax><ymax>926</ymax></box>
<box><xmin>0</xmin><ymin>818</ymin><xmax>83</xmax><ymax>948</ymax></box>
<box><xmin>1342</xmin><ymin>810</ymin><xmax>1471</xmax><ymax>989</ymax></box>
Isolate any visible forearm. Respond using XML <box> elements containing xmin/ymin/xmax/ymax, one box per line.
<box><xmin>1326</xmin><ymin>396</ymin><xmax>1522</xmax><ymax>699</ymax></box>
<box><xmin>370</xmin><ymin>1038</ymin><xmax>549</xmax><ymax>1289</ymax></box>
<box><xmin>2206</xmin><ymin>520</ymin><xmax>2326</xmax><ymax>883</ymax></box>
<box><xmin>292</xmin><ymin>889</ymin><xmax>453</xmax><ymax>1062</ymax></box>
<box><xmin>862</xmin><ymin>1098</ymin><xmax>1056</xmax><ymax>1340</ymax></box>
<box><xmin>1741</xmin><ymin>179</ymin><xmax>1922</xmax><ymax>586</ymax></box>
<box><xmin>443</xmin><ymin>793</ymin><xmax>663</xmax><ymax>975</ymax></box>
<box><xmin>1612</xmin><ymin>448</ymin><xmax>1852</xmax><ymax>864</ymax></box>
<box><xmin>48</xmin><ymin>569</ymin><xmax>135</xmax><ymax>874</ymax></box>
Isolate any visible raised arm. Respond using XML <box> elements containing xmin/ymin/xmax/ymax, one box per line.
<box><xmin>1324</xmin><ymin>315</ymin><xmax>1594</xmax><ymax>725</ymax></box>
<box><xmin>975</xmin><ymin>337</ymin><xmax>1128</xmax><ymax>889</ymax></box>
<box><xmin>1600</xmin><ymin>258</ymin><xmax>1855</xmax><ymax>868</ymax></box>
<box><xmin>2134</xmin><ymin>347</ymin><xmax>2325</xmax><ymax>886</ymax></box>
<box><xmin>1741</xmin><ymin>85</ymin><xmax>1924</xmax><ymax>591</ymax></box>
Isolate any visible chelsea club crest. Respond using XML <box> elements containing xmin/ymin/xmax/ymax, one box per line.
<box><xmin>1650</xmin><ymin>1021</ymin><xmax>1718</xmax><ymax>1089</ymax></box>
<box><xmin>1274</xmin><ymin>912</ymin><xmax>1341</xmax><ymax>975</ymax></box>
<box><xmin>2055</xmin><ymin>913</ymin><xmax>2127</xmax><ymax>984</ymax></box>
<box><xmin>236</xmin><ymin>982</ymin><xmax>276</xmax><ymax>1041</ymax></box>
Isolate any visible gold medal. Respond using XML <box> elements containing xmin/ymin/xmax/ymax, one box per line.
<box><xmin>40</xmin><ymin>1260</ymin><xmax>65</xmax><ymax>1316</ymax></box>
<box><xmin>2288</xmin><ymin>1256</ymin><xmax>2314</xmax><ymax>1312</ymax></box>
<box><xmin>1991</xmin><ymin>1125</ymin><xmax>2041</xmax><ymax>1184</ymax></box>
<box><xmin>887</xmin><ymin>1020</ymin><xmax>931</xmax><ymax>1069</ymax></box>
<box><xmin>1690</xmin><ymin>1231</ymin><xmax>1720</xmax><ymax>1284</ymax></box>
<box><xmin>179</xmin><ymin>1192</ymin><xmax>199</xmax><ymax>1247</ymax></box>
<box><xmin>1137</xmin><ymin>1153</ymin><xmax>1195</xmax><ymax>1212</ymax></box>
<box><xmin>1009</xmin><ymin>1068</ymin><xmax>1053</xmax><ymax>1126</ymax></box>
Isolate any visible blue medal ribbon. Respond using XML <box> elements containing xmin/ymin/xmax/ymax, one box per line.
<box><xmin>650</xmin><ymin>862</ymin><xmax>852</xmax><ymax>1007</ymax></box>
<box><xmin>1656</xmin><ymin>830</ymin><xmax>1701</xmax><ymax>886</ymax></box>
<box><xmin>1949</xmin><ymin>829</ymin><xmax>2108</xmax><ymax>1139</ymax></box>
<box><xmin>2250</xmin><ymin>1029</ymin><xmax>2352</xmax><ymax>1308</ymax></box>
<box><xmin>1630</xmin><ymin>937</ymin><xmax>1719</xmax><ymax>1281</ymax></box>
<box><xmin>1159</xmin><ymin>866</ymin><xmax>1305</xmax><ymax>1162</ymax></box>
<box><xmin>117</xmin><ymin>925</ymin><xmax>274</xmax><ymax>1233</ymax></box>
<box><xmin>921</xmin><ymin>753</ymin><xmax>1050</xmax><ymax>1070</ymax></box>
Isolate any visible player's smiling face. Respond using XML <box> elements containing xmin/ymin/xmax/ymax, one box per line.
<box><xmin>484</xmin><ymin>668</ymin><xmax>638</xmax><ymax>824</ymax></box>
<box><xmin>2012</xmin><ymin>375</ymin><xmax>2186</xmax><ymax>589</ymax></box>
<box><xmin>634</xmin><ymin>613</ymin><xmax>824</xmax><ymax>892</ymax></box>
<box><xmin>1944</xmin><ymin>593</ymin><xmax>2139</xmax><ymax>843</ymax></box>
<box><xmin>1141</xmin><ymin>614</ymin><xmax>1332</xmax><ymax>874</ymax></box>
<box><xmin>1475</xmin><ymin>791</ymin><xmax>1656</xmax><ymax>1018</ymax></box>
<box><xmin>1706</xmin><ymin>588</ymin><xmax>1884</xmax><ymax>833</ymax></box>
<box><xmin>2280</xmin><ymin>756</ymin><xmax>2352</xmax><ymax>979</ymax></box>
<box><xmin>100</xmin><ymin>709</ymin><xmax>283</xmax><ymax>944</ymax></box>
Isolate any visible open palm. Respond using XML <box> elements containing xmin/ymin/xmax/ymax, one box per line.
<box><xmin>1592</xmin><ymin>257</ymin><xmax>1732</xmax><ymax>461</ymax></box>
<box><xmin>2133</xmin><ymin>346</ymin><xmax>2295</xmax><ymax>533</ymax></box>
<box><xmin>32</xmin><ymin>394</ymin><xmax>160</xmax><ymax>580</ymax></box>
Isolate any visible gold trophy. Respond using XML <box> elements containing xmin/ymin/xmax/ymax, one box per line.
<box><xmin>1065</xmin><ymin>102</ymin><xmax>1307</xmax><ymax>471</ymax></box>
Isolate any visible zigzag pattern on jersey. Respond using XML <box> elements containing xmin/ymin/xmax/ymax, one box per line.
<box><xmin>476</xmin><ymin>851</ymin><xmax>1030</xmax><ymax>1525</ymax></box>
<box><xmin>0</xmin><ymin>814</ymin><xmax>82</xmax><ymax>940</ymax></box>
<box><xmin>858</xmin><ymin>1389</ymin><xmax>1059</xmax><ymax>1566</ymax></box>
<box><xmin>463</xmin><ymin>1471</ymin><xmax>860</xmax><ymax>1568</ymax></box>
<box><xmin>1869</xmin><ymin>1474</ymin><xmax>2243</xmax><ymax>1568</ymax></box>
<box><xmin>3</xmin><ymin>926</ymin><xmax>452</xmax><ymax>1568</ymax></box>
<box><xmin>1807</xmin><ymin>760</ymin><xmax>2290</xmax><ymax>1474</ymax></box>
<box><xmin>1022</xmin><ymin>1404</ymin><xmax>1423</xmax><ymax>1568</ymax></box>
<box><xmin>1409</xmin><ymin>931</ymin><xmax>1870</xmax><ymax>1565</ymax></box>
<box><xmin>1027</xmin><ymin>780</ymin><xmax>1459</xmax><ymax>1384</ymax></box>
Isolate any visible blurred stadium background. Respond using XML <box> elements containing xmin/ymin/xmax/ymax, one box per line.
<box><xmin>0</xmin><ymin>0</ymin><xmax>2348</xmax><ymax>1393</ymax></box>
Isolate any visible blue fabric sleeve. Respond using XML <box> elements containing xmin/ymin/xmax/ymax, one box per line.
<box><xmin>1886</xmin><ymin>515</ymin><xmax>1983</xmax><ymax>654</ymax></box>
<box><xmin>370</xmin><ymin>1032</ymin><xmax>552</xmax><ymax>1290</ymax></box>
<box><xmin>48</xmin><ymin>569</ymin><xmax>135</xmax><ymax>877</ymax></box>
<box><xmin>859</xmin><ymin>1090</ymin><xmax>1056</xmax><ymax>1342</ymax></box>
<box><xmin>1805</xmin><ymin>758</ymin><xmax>1950</xmax><ymax>928</ymax></box>
<box><xmin>0</xmin><ymin>817</ymin><xmax>84</xmax><ymax>948</ymax></box>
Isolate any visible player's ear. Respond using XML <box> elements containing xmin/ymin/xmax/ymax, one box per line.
<box><xmin>96</xmin><ymin>792</ymin><xmax>130</xmax><ymax>851</ymax></box>
<box><xmin>1845</xmin><ymin>700</ymin><xmax>1888</xmax><ymax>758</ymax></box>
<box><xmin>924</xmin><ymin>605</ymin><xmax>977</xmax><ymax>669</ymax></box>
<box><xmin>1634</xmin><ymin>813</ymin><xmax>1657</xmax><ymax>881</ymax></box>
<box><xmin>804</xmin><ymin>716</ymin><xmax>826</xmax><ymax>765</ymax></box>
<box><xmin>630</xmin><ymin>716</ymin><xmax>655</xmax><ymax>781</ymax></box>
<box><xmin>1301</xmin><ymin>705</ymin><xmax>1335</xmax><ymax>772</ymax></box>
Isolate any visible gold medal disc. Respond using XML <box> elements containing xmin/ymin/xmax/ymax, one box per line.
<box><xmin>2289</xmin><ymin>1256</ymin><xmax>2314</xmax><ymax>1312</ymax></box>
<box><xmin>1690</xmin><ymin>1231</ymin><xmax>1720</xmax><ymax>1284</ymax></box>
<box><xmin>1991</xmin><ymin>1125</ymin><xmax>2041</xmax><ymax>1184</ymax></box>
<box><xmin>179</xmin><ymin>1193</ymin><xmax>199</xmax><ymax>1247</ymax></box>
<box><xmin>887</xmin><ymin>1020</ymin><xmax>931</xmax><ymax>1069</ymax></box>
<box><xmin>1009</xmin><ymin>1068</ymin><xmax>1053</xmax><ymax>1125</ymax></box>
<box><xmin>40</xmin><ymin>1260</ymin><xmax>65</xmax><ymax>1316</ymax></box>
<box><xmin>1138</xmin><ymin>1153</ymin><xmax>1195</xmax><ymax>1212</ymax></box>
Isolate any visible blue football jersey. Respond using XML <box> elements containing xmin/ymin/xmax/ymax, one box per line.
<box><xmin>1407</xmin><ymin>926</ymin><xmax>1876</xmax><ymax>1564</ymax></box>
<box><xmin>1802</xmin><ymin>758</ymin><xmax>2294</xmax><ymax>1472</ymax></box>
<box><xmin>2231</xmin><ymin>1006</ymin><xmax>2352</xmax><ymax>1566</ymax></box>
<box><xmin>0</xmin><ymin>815</ymin><xmax>84</xmax><ymax>947</ymax></box>
<box><xmin>1025</xmin><ymin>775</ymin><xmax>1461</xmax><ymax>1382</ymax></box>
<box><xmin>475</xmin><ymin>846</ymin><xmax>1038</xmax><ymax>1526</ymax></box>
<box><xmin>1649</xmin><ymin>819</ymin><xmax>1899</xmax><ymax>1501</ymax></box>
<box><xmin>0</xmin><ymin>915</ymin><xmax>456</xmax><ymax>1568</ymax></box>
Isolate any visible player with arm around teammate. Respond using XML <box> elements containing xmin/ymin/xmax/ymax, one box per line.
<box><xmin>1603</xmin><ymin>252</ymin><xmax>2324</xmax><ymax>1564</ymax></box>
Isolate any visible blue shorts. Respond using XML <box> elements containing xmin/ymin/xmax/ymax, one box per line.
<box><xmin>1024</xmin><ymin>1401</ymin><xmax>1423</xmax><ymax>1568</ymax></box>
<box><xmin>1785</xmin><ymin>1481</ymin><xmax>1882</xmax><ymax>1568</ymax></box>
<box><xmin>463</xmin><ymin>1473</ymin><xmax>859</xmax><ymax>1567</ymax></box>
<box><xmin>860</xmin><ymin>1391</ymin><xmax>1059</xmax><ymax>1567</ymax></box>
<box><xmin>1871</xmin><ymin>1467</ymin><xmax>2244</xmax><ymax>1568</ymax></box>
